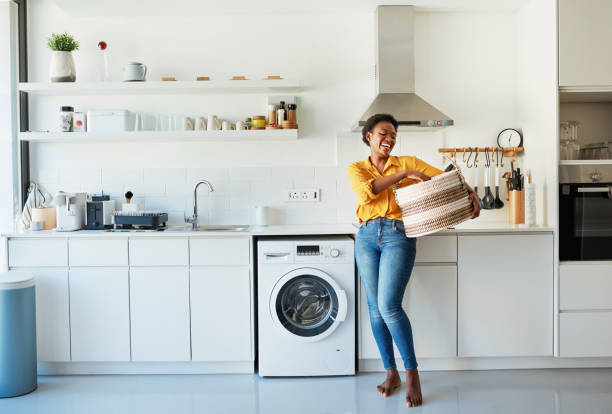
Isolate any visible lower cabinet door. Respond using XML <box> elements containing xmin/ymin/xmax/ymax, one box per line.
<box><xmin>458</xmin><ymin>234</ymin><xmax>553</xmax><ymax>357</ymax></box>
<box><xmin>130</xmin><ymin>267</ymin><xmax>191</xmax><ymax>361</ymax></box>
<box><xmin>190</xmin><ymin>266</ymin><xmax>252</xmax><ymax>361</ymax></box>
<box><xmin>31</xmin><ymin>268</ymin><xmax>71</xmax><ymax>361</ymax></box>
<box><xmin>69</xmin><ymin>268</ymin><xmax>130</xmax><ymax>361</ymax></box>
<box><xmin>359</xmin><ymin>265</ymin><xmax>457</xmax><ymax>360</ymax></box>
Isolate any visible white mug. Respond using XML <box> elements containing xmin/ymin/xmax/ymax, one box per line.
<box><xmin>222</xmin><ymin>121</ymin><xmax>234</xmax><ymax>131</ymax></box>
<box><xmin>183</xmin><ymin>117</ymin><xmax>195</xmax><ymax>131</ymax></box>
<box><xmin>207</xmin><ymin>115</ymin><xmax>220</xmax><ymax>131</ymax></box>
<box><xmin>122</xmin><ymin>62</ymin><xmax>147</xmax><ymax>81</ymax></box>
<box><xmin>134</xmin><ymin>112</ymin><xmax>143</xmax><ymax>131</ymax></box>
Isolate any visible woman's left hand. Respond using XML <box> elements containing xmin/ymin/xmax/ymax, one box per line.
<box><xmin>468</xmin><ymin>191</ymin><xmax>481</xmax><ymax>219</ymax></box>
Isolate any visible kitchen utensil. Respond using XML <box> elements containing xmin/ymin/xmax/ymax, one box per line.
<box><xmin>481</xmin><ymin>149</ymin><xmax>495</xmax><ymax>210</ymax></box>
<box><xmin>122</xmin><ymin>62</ymin><xmax>147</xmax><ymax>81</ymax></box>
<box><xmin>494</xmin><ymin>165</ymin><xmax>504</xmax><ymax>209</ymax></box>
<box><xmin>87</xmin><ymin>109</ymin><xmax>129</xmax><ymax>132</ymax></box>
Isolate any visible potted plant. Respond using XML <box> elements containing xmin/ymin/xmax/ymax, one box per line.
<box><xmin>47</xmin><ymin>32</ymin><xmax>79</xmax><ymax>82</ymax></box>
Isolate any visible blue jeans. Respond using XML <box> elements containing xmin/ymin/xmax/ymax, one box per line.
<box><xmin>355</xmin><ymin>217</ymin><xmax>418</xmax><ymax>371</ymax></box>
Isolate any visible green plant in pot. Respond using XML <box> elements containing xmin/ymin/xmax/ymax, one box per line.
<box><xmin>47</xmin><ymin>32</ymin><xmax>79</xmax><ymax>82</ymax></box>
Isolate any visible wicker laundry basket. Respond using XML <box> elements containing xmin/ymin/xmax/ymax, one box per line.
<box><xmin>394</xmin><ymin>158</ymin><xmax>474</xmax><ymax>237</ymax></box>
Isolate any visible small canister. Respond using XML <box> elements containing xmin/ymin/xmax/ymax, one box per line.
<box><xmin>73</xmin><ymin>111</ymin><xmax>86</xmax><ymax>132</ymax></box>
<box><xmin>252</xmin><ymin>116</ymin><xmax>266</xmax><ymax>129</ymax></box>
<box><xmin>287</xmin><ymin>104</ymin><xmax>297</xmax><ymax>123</ymax></box>
<box><xmin>267</xmin><ymin>104</ymin><xmax>277</xmax><ymax>125</ymax></box>
<box><xmin>244</xmin><ymin>117</ymin><xmax>252</xmax><ymax>129</ymax></box>
<box><xmin>59</xmin><ymin>106</ymin><xmax>74</xmax><ymax>132</ymax></box>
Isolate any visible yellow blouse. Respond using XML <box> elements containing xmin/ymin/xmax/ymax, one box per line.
<box><xmin>348</xmin><ymin>155</ymin><xmax>444</xmax><ymax>223</ymax></box>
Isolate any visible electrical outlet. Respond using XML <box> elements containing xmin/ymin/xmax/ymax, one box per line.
<box><xmin>285</xmin><ymin>188</ymin><xmax>320</xmax><ymax>202</ymax></box>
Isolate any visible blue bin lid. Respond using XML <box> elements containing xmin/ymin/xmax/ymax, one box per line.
<box><xmin>0</xmin><ymin>271</ymin><xmax>34</xmax><ymax>290</ymax></box>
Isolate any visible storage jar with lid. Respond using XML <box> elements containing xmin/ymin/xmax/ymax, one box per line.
<box><xmin>59</xmin><ymin>106</ymin><xmax>74</xmax><ymax>132</ymax></box>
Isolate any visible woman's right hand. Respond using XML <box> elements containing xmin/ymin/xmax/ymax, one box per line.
<box><xmin>403</xmin><ymin>170</ymin><xmax>431</xmax><ymax>183</ymax></box>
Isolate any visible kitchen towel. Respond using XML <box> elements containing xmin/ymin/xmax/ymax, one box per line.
<box><xmin>21</xmin><ymin>182</ymin><xmax>53</xmax><ymax>230</ymax></box>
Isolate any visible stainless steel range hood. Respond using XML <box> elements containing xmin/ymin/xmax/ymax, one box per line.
<box><xmin>357</xmin><ymin>6</ymin><xmax>453</xmax><ymax>130</ymax></box>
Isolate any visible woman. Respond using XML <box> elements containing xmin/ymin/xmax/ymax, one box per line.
<box><xmin>348</xmin><ymin>114</ymin><xmax>480</xmax><ymax>407</ymax></box>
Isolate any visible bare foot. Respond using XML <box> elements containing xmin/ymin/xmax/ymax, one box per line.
<box><xmin>405</xmin><ymin>368</ymin><xmax>423</xmax><ymax>407</ymax></box>
<box><xmin>377</xmin><ymin>369</ymin><xmax>402</xmax><ymax>397</ymax></box>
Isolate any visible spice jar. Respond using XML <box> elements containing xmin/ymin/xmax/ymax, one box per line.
<box><xmin>287</xmin><ymin>104</ymin><xmax>297</xmax><ymax>124</ymax></box>
<box><xmin>60</xmin><ymin>106</ymin><xmax>74</xmax><ymax>132</ymax></box>
<box><xmin>267</xmin><ymin>104</ymin><xmax>277</xmax><ymax>125</ymax></box>
<box><xmin>276</xmin><ymin>102</ymin><xmax>285</xmax><ymax>127</ymax></box>
<box><xmin>252</xmin><ymin>116</ymin><xmax>266</xmax><ymax>129</ymax></box>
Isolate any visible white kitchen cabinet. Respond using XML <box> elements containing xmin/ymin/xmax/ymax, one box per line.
<box><xmin>359</xmin><ymin>264</ymin><xmax>457</xmax><ymax>360</ymax></box>
<box><xmin>129</xmin><ymin>238</ymin><xmax>189</xmax><ymax>266</ymax></box>
<box><xmin>190</xmin><ymin>266</ymin><xmax>252</xmax><ymax>361</ymax></box>
<box><xmin>130</xmin><ymin>267</ymin><xmax>191</xmax><ymax>361</ymax></box>
<box><xmin>415</xmin><ymin>235</ymin><xmax>457</xmax><ymax>263</ymax></box>
<box><xmin>69</xmin><ymin>238</ymin><xmax>128</xmax><ymax>267</ymax></box>
<box><xmin>190</xmin><ymin>237</ymin><xmax>250</xmax><ymax>266</ymax></box>
<box><xmin>8</xmin><ymin>238</ymin><xmax>67</xmax><ymax>267</ymax></box>
<box><xmin>69</xmin><ymin>268</ymin><xmax>130</xmax><ymax>361</ymax></box>
<box><xmin>559</xmin><ymin>0</ymin><xmax>612</xmax><ymax>86</ymax></box>
<box><xmin>458</xmin><ymin>234</ymin><xmax>553</xmax><ymax>357</ymax></box>
<box><xmin>560</xmin><ymin>312</ymin><xmax>612</xmax><ymax>357</ymax></box>
<box><xmin>560</xmin><ymin>263</ymin><xmax>612</xmax><ymax>310</ymax></box>
<box><xmin>31</xmin><ymin>268</ymin><xmax>71</xmax><ymax>362</ymax></box>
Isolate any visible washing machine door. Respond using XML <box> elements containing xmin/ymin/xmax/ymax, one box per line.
<box><xmin>269</xmin><ymin>267</ymin><xmax>347</xmax><ymax>343</ymax></box>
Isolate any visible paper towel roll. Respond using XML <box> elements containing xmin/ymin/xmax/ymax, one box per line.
<box><xmin>524</xmin><ymin>182</ymin><xmax>536</xmax><ymax>227</ymax></box>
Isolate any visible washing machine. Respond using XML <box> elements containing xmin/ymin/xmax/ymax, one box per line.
<box><xmin>257</xmin><ymin>236</ymin><xmax>355</xmax><ymax>377</ymax></box>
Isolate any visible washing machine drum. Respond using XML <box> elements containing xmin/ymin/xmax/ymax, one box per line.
<box><xmin>270</xmin><ymin>268</ymin><xmax>347</xmax><ymax>342</ymax></box>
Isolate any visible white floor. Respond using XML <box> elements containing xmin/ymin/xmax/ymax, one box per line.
<box><xmin>1</xmin><ymin>369</ymin><xmax>611</xmax><ymax>413</ymax></box>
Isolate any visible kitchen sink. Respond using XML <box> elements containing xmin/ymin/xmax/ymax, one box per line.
<box><xmin>165</xmin><ymin>225</ymin><xmax>251</xmax><ymax>232</ymax></box>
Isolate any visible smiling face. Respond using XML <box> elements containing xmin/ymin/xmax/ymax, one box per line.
<box><xmin>366</xmin><ymin>121</ymin><xmax>397</xmax><ymax>158</ymax></box>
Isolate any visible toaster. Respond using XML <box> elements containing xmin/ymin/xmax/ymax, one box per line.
<box><xmin>86</xmin><ymin>199</ymin><xmax>116</xmax><ymax>230</ymax></box>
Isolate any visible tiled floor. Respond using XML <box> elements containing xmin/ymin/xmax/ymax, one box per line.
<box><xmin>1</xmin><ymin>369</ymin><xmax>611</xmax><ymax>413</ymax></box>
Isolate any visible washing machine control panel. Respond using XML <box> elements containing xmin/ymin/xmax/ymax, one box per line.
<box><xmin>295</xmin><ymin>244</ymin><xmax>348</xmax><ymax>263</ymax></box>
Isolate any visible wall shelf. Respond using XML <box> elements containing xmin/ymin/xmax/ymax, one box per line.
<box><xmin>559</xmin><ymin>86</ymin><xmax>612</xmax><ymax>103</ymax></box>
<box><xmin>18</xmin><ymin>129</ymin><xmax>298</xmax><ymax>143</ymax></box>
<box><xmin>559</xmin><ymin>160</ymin><xmax>612</xmax><ymax>166</ymax></box>
<box><xmin>18</xmin><ymin>79</ymin><xmax>301</xmax><ymax>95</ymax></box>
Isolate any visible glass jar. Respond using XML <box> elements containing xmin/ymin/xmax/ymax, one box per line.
<box><xmin>60</xmin><ymin>106</ymin><xmax>74</xmax><ymax>132</ymax></box>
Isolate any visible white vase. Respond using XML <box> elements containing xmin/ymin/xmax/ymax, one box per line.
<box><xmin>49</xmin><ymin>51</ymin><xmax>76</xmax><ymax>82</ymax></box>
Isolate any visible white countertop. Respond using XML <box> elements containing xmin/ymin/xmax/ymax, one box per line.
<box><xmin>2</xmin><ymin>221</ymin><xmax>554</xmax><ymax>238</ymax></box>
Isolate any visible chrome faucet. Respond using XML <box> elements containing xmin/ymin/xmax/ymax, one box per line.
<box><xmin>185</xmin><ymin>180</ymin><xmax>214</xmax><ymax>230</ymax></box>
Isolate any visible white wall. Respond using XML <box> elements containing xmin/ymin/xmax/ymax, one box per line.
<box><xmin>0</xmin><ymin>1</ymin><xmax>18</xmax><ymax>269</ymax></box>
<box><xmin>26</xmin><ymin>1</ymin><xmax>525</xmax><ymax>225</ymax></box>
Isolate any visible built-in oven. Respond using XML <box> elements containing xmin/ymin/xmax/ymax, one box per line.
<box><xmin>559</xmin><ymin>182</ymin><xmax>612</xmax><ymax>261</ymax></box>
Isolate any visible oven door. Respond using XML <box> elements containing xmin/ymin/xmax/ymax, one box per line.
<box><xmin>560</xmin><ymin>183</ymin><xmax>612</xmax><ymax>260</ymax></box>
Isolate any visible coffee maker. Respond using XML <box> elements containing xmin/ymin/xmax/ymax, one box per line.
<box><xmin>54</xmin><ymin>192</ymin><xmax>87</xmax><ymax>231</ymax></box>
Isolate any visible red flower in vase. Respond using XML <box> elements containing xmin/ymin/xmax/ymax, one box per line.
<box><xmin>98</xmin><ymin>41</ymin><xmax>107</xmax><ymax>50</ymax></box>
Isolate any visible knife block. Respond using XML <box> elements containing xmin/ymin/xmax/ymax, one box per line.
<box><xmin>508</xmin><ymin>190</ymin><xmax>525</xmax><ymax>225</ymax></box>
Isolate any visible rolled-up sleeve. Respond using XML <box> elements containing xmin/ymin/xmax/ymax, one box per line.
<box><xmin>347</xmin><ymin>163</ymin><xmax>378</xmax><ymax>203</ymax></box>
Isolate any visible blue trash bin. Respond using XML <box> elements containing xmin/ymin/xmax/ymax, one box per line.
<box><xmin>0</xmin><ymin>271</ymin><xmax>37</xmax><ymax>398</ymax></box>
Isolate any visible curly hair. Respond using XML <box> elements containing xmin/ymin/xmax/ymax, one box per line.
<box><xmin>361</xmin><ymin>113</ymin><xmax>398</xmax><ymax>146</ymax></box>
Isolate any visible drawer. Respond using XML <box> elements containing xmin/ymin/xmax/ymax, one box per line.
<box><xmin>129</xmin><ymin>238</ymin><xmax>189</xmax><ymax>266</ymax></box>
<box><xmin>8</xmin><ymin>238</ymin><xmax>68</xmax><ymax>267</ymax></box>
<box><xmin>69</xmin><ymin>239</ymin><xmax>128</xmax><ymax>267</ymax></box>
<box><xmin>560</xmin><ymin>263</ymin><xmax>612</xmax><ymax>310</ymax></box>
<box><xmin>560</xmin><ymin>312</ymin><xmax>612</xmax><ymax>357</ymax></box>
<box><xmin>415</xmin><ymin>235</ymin><xmax>457</xmax><ymax>263</ymax></box>
<box><xmin>190</xmin><ymin>237</ymin><xmax>250</xmax><ymax>266</ymax></box>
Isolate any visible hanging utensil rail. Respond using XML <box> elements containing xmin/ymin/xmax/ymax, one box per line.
<box><xmin>438</xmin><ymin>147</ymin><xmax>524</xmax><ymax>158</ymax></box>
